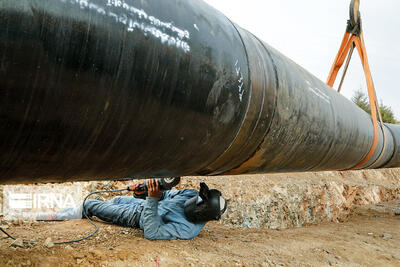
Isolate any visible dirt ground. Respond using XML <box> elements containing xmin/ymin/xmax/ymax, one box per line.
<box><xmin>0</xmin><ymin>201</ymin><xmax>399</xmax><ymax>267</ymax></box>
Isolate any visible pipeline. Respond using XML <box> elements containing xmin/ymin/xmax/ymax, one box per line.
<box><xmin>0</xmin><ymin>0</ymin><xmax>399</xmax><ymax>184</ymax></box>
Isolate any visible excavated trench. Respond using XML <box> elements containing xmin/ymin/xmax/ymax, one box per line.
<box><xmin>2</xmin><ymin>168</ymin><xmax>399</xmax><ymax>229</ymax></box>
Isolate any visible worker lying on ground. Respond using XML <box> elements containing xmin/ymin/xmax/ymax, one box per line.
<box><xmin>37</xmin><ymin>179</ymin><xmax>227</xmax><ymax>240</ymax></box>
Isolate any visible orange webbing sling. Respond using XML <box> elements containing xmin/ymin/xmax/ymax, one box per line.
<box><xmin>326</xmin><ymin>3</ymin><xmax>386</xmax><ymax>170</ymax></box>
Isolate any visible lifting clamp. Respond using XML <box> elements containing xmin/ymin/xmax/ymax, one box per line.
<box><xmin>326</xmin><ymin>0</ymin><xmax>386</xmax><ymax>170</ymax></box>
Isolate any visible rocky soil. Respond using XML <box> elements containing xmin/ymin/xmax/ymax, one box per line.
<box><xmin>0</xmin><ymin>200</ymin><xmax>399</xmax><ymax>266</ymax></box>
<box><xmin>0</xmin><ymin>168</ymin><xmax>399</xmax><ymax>266</ymax></box>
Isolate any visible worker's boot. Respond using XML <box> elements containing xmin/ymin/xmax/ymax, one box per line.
<box><xmin>36</xmin><ymin>204</ymin><xmax>83</xmax><ymax>221</ymax></box>
<box><xmin>35</xmin><ymin>212</ymin><xmax>57</xmax><ymax>221</ymax></box>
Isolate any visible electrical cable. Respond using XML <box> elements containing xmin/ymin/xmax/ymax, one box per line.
<box><xmin>0</xmin><ymin>188</ymin><xmax>129</xmax><ymax>246</ymax></box>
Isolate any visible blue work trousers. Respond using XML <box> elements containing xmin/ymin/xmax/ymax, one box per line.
<box><xmin>84</xmin><ymin>196</ymin><xmax>143</xmax><ymax>228</ymax></box>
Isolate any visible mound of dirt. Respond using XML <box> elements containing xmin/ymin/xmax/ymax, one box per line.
<box><xmin>0</xmin><ymin>201</ymin><xmax>399</xmax><ymax>266</ymax></box>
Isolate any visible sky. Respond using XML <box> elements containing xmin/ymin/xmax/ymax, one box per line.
<box><xmin>203</xmin><ymin>0</ymin><xmax>400</xmax><ymax>120</ymax></box>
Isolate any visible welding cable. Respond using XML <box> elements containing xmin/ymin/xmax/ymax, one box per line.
<box><xmin>0</xmin><ymin>188</ymin><xmax>129</xmax><ymax>245</ymax></box>
<box><xmin>0</xmin><ymin>226</ymin><xmax>37</xmax><ymax>245</ymax></box>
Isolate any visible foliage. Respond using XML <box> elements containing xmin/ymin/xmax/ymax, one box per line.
<box><xmin>352</xmin><ymin>90</ymin><xmax>371</xmax><ymax>114</ymax></box>
<box><xmin>351</xmin><ymin>90</ymin><xmax>399</xmax><ymax>124</ymax></box>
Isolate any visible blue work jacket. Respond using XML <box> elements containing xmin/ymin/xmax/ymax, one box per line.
<box><xmin>139</xmin><ymin>189</ymin><xmax>206</xmax><ymax>240</ymax></box>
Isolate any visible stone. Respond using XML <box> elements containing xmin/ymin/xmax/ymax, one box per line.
<box><xmin>10</xmin><ymin>238</ymin><xmax>24</xmax><ymax>248</ymax></box>
<box><xmin>89</xmin><ymin>249</ymin><xmax>105</xmax><ymax>259</ymax></box>
<box><xmin>44</xmin><ymin>237</ymin><xmax>54</xmax><ymax>248</ymax></box>
<box><xmin>65</xmin><ymin>245</ymin><xmax>73</xmax><ymax>251</ymax></box>
<box><xmin>102</xmin><ymin>182</ymin><xmax>113</xmax><ymax>190</ymax></box>
<box><xmin>381</xmin><ymin>233</ymin><xmax>392</xmax><ymax>240</ymax></box>
<box><xmin>323</xmin><ymin>249</ymin><xmax>330</xmax><ymax>254</ymax></box>
<box><xmin>73</xmin><ymin>253</ymin><xmax>85</xmax><ymax>259</ymax></box>
<box><xmin>88</xmin><ymin>183</ymin><xmax>98</xmax><ymax>193</ymax></box>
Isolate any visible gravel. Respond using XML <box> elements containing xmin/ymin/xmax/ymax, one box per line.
<box><xmin>44</xmin><ymin>237</ymin><xmax>54</xmax><ymax>248</ymax></box>
<box><xmin>10</xmin><ymin>238</ymin><xmax>24</xmax><ymax>248</ymax></box>
<box><xmin>382</xmin><ymin>233</ymin><xmax>393</xmax><ymax>240</ymax></box>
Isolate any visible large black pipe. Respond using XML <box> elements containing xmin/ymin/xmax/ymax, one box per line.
<box><xmin>0</xmin><ymin>0</ymin><xmax>399</xmax><ymax>184</ymax></box>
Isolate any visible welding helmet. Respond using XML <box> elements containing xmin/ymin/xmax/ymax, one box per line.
<box><xmin>184</xmin><ymin>182</ymin><xmax>227</xmax><ymax>223</ymax></box>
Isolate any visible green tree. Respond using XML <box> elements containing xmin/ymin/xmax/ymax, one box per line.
<box><xmin>352</xmin><ymin>90</ymin><xmax>370</xmax><ymax>114</ymax></box>
<box><xmin>379</xmin><ymin>104</ymin><xmax>397</xmax><ymax>124</ymax></box>
<box><xmin>351</xmin><ymin>90</ymin><xmax>399</xmax><ymax>124</ymax></box>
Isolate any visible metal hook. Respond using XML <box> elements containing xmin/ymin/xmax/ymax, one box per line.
<box><xmin>350</xmin><ymin>0</ymin><xmax>360</xmax><ymax>26</ymax></box>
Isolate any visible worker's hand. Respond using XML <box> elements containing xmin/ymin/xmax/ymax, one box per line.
<box><xmin>147</xmin><ymin>179</ymin><xmax>163</xmax><ymax>199</ymax></box>
<box><xmin>128</xmin><ymin>182</ymin><xmax>146</xmax><ymax>195</ymax></box>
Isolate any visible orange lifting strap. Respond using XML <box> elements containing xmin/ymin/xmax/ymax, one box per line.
<box><xmin>326</xmin><ymin>2</ymin><xmax>386</xmax><ymax>170</ymax></box>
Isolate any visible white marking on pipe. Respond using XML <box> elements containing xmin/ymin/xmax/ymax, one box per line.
<box><xmin>235</xmin><ymin>59</ymin><xmax>245</xmax><ymax>102</ymax></box>
<box><xmin>63</xmin><ymin>0</ymin><xmax>191</xmax><ymax>53</ymax></box>
<box><xmin>306</xmin><ymin>80</ymin><xmax>331</xmax><ymax>104</ymax></box>
<box><xmin>308</xmin><ymin>86</ymin><xmax>331</xmax><ymax>104</ymax></box>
